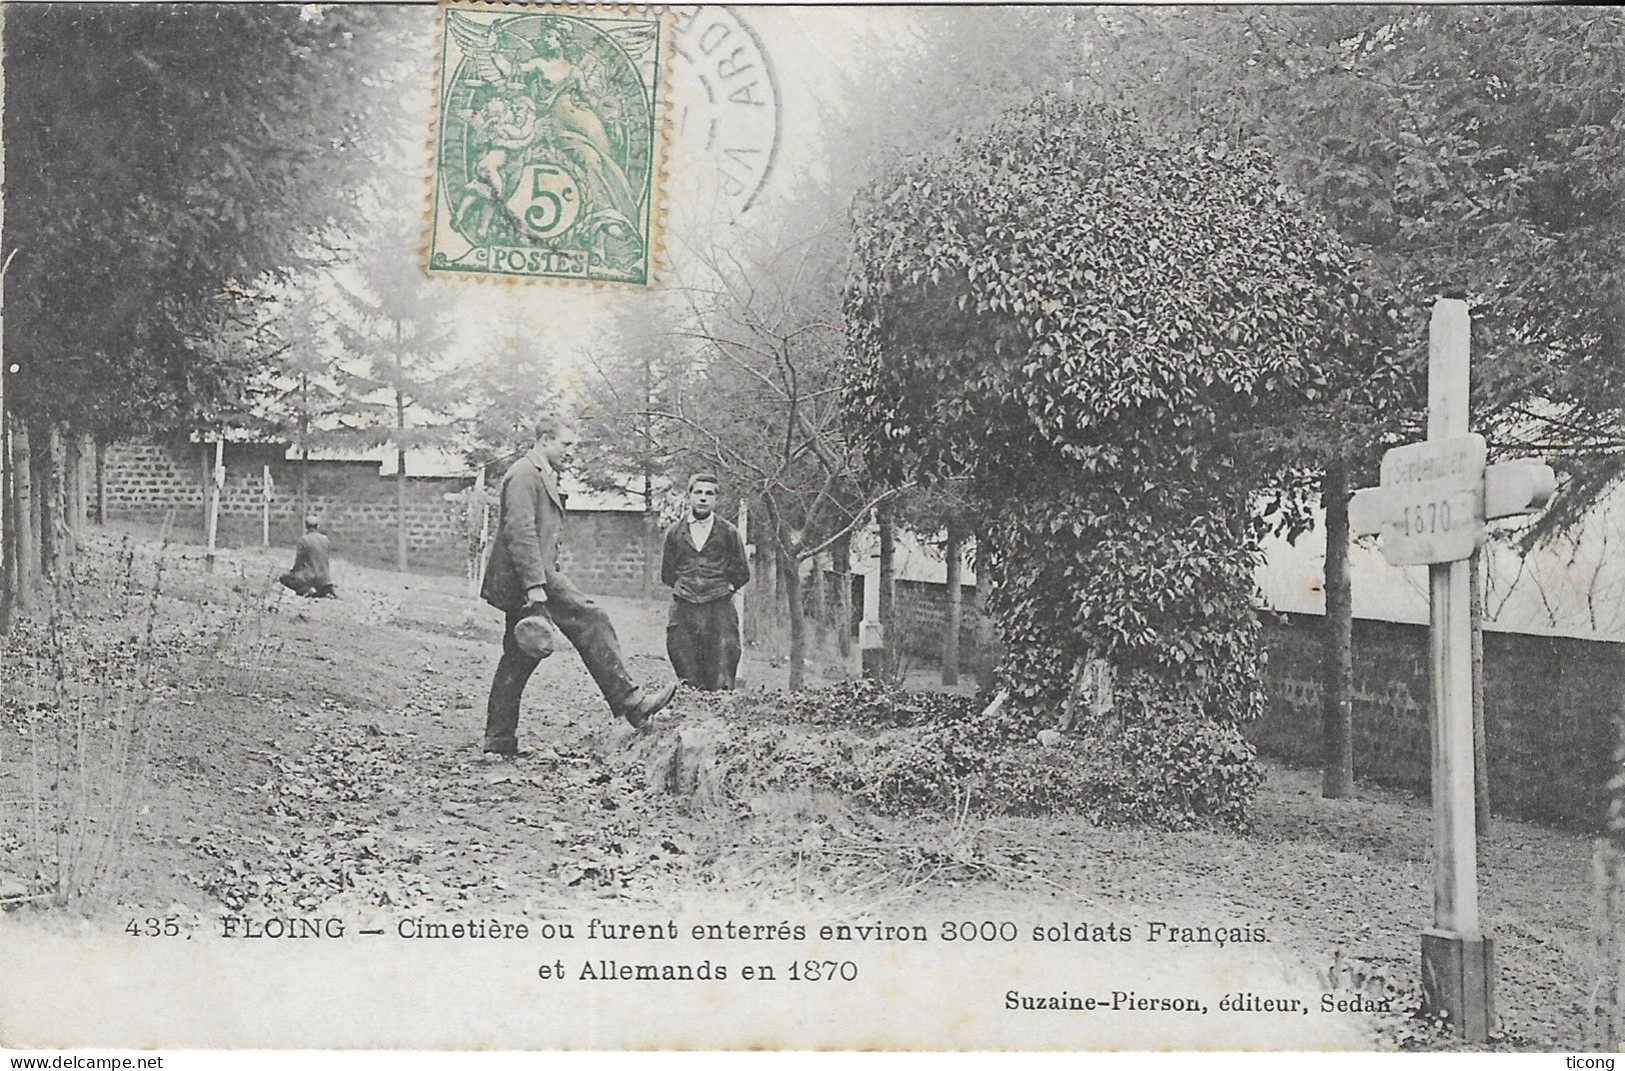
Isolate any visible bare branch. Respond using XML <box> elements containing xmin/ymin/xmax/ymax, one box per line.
<box><xmin>798</xmin><ymin>482</ymin><xmax>918</xmax><ymax>562</ymax></box>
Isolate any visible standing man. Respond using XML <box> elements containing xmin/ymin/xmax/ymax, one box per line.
<box><xmin>279</xmin><ymin>516</ymin><xmax>337</xmax><ymax>598</ymax></box>
<box><xmin>480</xmin><ymin>413</ymin><xmax>676</xmax><ymax>757</ymax></box>
<box><xmin>661</xmin><ymin>472</ymin><xmax>751</xmax><ymax>690</ymax></box>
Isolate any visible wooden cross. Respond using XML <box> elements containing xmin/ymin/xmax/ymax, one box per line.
<box><xmin>261</xmin><ymin>465</ymin><xmax>273</xmax><ymax>548</ymax></box>
<box><xmin>1346</xmin><ymin>299</ymin><xmax>1554</xmax><ymax>1040</ymax></box>
<box><xmin>205</xmin><ymin>438</ymin><xmax>225</xmax><ymax>574</ymax></box>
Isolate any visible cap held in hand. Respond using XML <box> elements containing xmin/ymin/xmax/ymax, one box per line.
<box><xmin>514</xmin><ymin>612</ymin><xmax>556</xmax><ymax>660</ymax></box>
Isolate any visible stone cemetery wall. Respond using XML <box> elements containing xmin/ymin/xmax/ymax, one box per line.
<box><xmin>1253</xmin><ymin>612</ymin><xmax>1624</xmax><ymax>828</ymax></box>
<box><xmin>892</xmin><ymin>578</ymin><xmax>989</xmax><ymax>675</ymax></box>
<box><xmin>812</xmin><ymin>574</ymin><xmax>984</xmax><ymax>667</ymax></box>
<box><xmin>103</xmin><ymin>440</ymin><xmax>653</xmax><ymax>592</ymax></box>
<box><xmin>558</xmin><ymin>512</ymin><xmax>658</xmax><ymax>597</ymax></box>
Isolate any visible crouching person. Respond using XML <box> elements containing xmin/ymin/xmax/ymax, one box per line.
<box><xmin>279</xmin><ymin>516</ymin><xmax>337</xmax><ymax>598</ymax></box>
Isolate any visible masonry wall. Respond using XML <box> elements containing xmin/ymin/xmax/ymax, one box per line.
<box><xmin>1251</xmin><ymin>612</ymin><xmax>1624</xmax><ymax>828</ymax></box>
<box><xmin>817</xmin><ymin>574</ymin><xmax>983</xmax><ymax>662</ymax></box>
<box><xmin>103</xmin><ymin>440</ymin><xmax>654</xmax><ymax>594</ymax></box>
<box><xmin>558</xmin><ymin>512</ymin><xmax>659</xmax><ymax>597</ymax></box>
<box><xmin>891</xmin><ymin>578</ymin><xmax>990</xmax><ymax>676</ymax></box>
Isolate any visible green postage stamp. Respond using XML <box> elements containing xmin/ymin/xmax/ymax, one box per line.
<box><xmin>430</xmin><ymin>4</ymin><xmax>667</xmax><ymax>285</ymax></box>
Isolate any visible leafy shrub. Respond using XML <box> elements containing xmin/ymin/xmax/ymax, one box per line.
<box><xmin>844</xmin><ymin>96</ymin><xmax>1388</xmax><ymax>827</ymax></box>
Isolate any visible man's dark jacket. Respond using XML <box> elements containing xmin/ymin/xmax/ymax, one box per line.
<box><xmin>480</xmin><ymin>447</ymin><xmax>564</xmax><ymax>613</ymax></box>
<box><xmin>288</xmin><ymin>531</ymin><xmax>332</xmax><ymax>587</ymax></box>
<box><xmin>661</xmin><ymin>515</ymin><xmax>750</xmax><ymax>604</ymax></box>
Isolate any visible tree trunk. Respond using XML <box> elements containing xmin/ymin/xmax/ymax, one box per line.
<box><xmin>1</xmin><ymin>417</ymin><xmax>10</xmax><ymax>629</ymax></box>
<box><xmin>972</xmin><ymin>538</ymin><xmax>999</xmax><ymax>691</ymax></box>
<box><xmin>810</xmin><ymin>548</ymin><xmax>828</xmax><ymax>644</ymax></box>
<box><xmin>199</xmin><ymin>441</ymin><xmax>210</xmax><ymax>533</ymax></box>
<box><xmin>27</xmin><ymin>424</ymin><xmax>42</xmax><ymax>584</ymax></box>
<box><xmin>298</xmin><ymin>377</ymin><xmax>311</xmax><ymax>519</ymax></box>
<box><xmin>94</xmin><ymin>437</ymin><xmax>107</xmax><ymax>525</ymax></box>
<box><xmin>9</xmin><ymin>417</ymin><xmax>35</xmax><ymax>615</ymax></box>
<box><xmin>1322</xmin><ymin>460</ymin><xmax>1355</xmax><ymax>799</ymax></box>
<box><xmin>63</xmin><ymin>430</ymin><xmax>83</xmax><ymax>548</ymax></box>
<box><xmin>738</xmin><ymin>500</ymin><xmax>756</xmax><ymax>645</ymax></box>
<box><xmin>642</xmin><ymin>513</ymin><xmax>661</xmax><ymax>599</ymax></box>
<box><xmin>396</xmin><ymin>444</ymin><xmax>408</xmax><ymax>572</ymax></box>
<box><xmin>756</xmin><ymin>529</ymin><xmax>777</xmax><ymax>625</ymax></box>
<box><xmin>1</xmin><ymin>416</ymin><xmax>15</xmax><ymax>630</ymax></box>
<box><xmin>784</xmin><ymin>545</ymin><xmax>807</xmax><ymax>690</ymax></box>
<box><xmin>640</xmin><ymin>356</ymin><xmax>658</xmax><ymax>598</ymax></box>
<box><xmin>833</xmin><ymin>529</ymin><xmax>853</xmax><ymax>660</ymax></box>
<box><xmin>40</xmin><ymin>421</ymin><xmax>66</xmax><ymax>577</ymax></box>
<box><xmin>79</xmin><ymin>432</ymin><xmax>92</xmax><ymax>532</ymax></box>
<box><xmin>1599</xmin><ymin>698</ymin><xmax>1625</xmax><ymax>1048</ymax></box>
<box><xmin>1470</xmin><ymin>548</ymin><xmax>1491</xmax><ymax>837</ymax></box>
<box><xmin>943</xmin><ymin>518</ymin><xmax>964</xmax><ymax>686</ymax></box>
<box><xmin>30</xmin><ymin>424</ymin><xmax>46</xmax><ymax>574</ymax></box>
<box><xmin>877</xmin><ymin>497</ymin><xmax>897</xmax><ymax>677</ymax></box>
<box><xmin>394</xmin><ymin>339</ymin><xmax>408</xmax><ymax>573</ymax></box>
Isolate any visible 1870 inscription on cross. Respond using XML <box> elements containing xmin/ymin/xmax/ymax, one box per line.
<box><xmin>1346</xmin><ymin>299</ymin><xmax>1555</xmax><ymax>1040</ymax></box>
<box><xmin>1350</xmin><ymin>434</ymin><xmax>1553</xmax><ymax>567</ymax></box>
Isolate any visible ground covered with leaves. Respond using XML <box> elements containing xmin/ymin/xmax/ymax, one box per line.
<box><xmin>0</xmin><ymin>526</ymin><xmax>1610</xmax><ymax>1051</ymax></box>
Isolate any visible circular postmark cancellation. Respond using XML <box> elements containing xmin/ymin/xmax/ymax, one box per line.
<box><xmin>429</xmin><ymin>5</ymin><xmax>668</xmax><ymax>285</ymax></box>
<box><xmin>669</xmin><ymin>5</ymin><xmax>780</xmax><ymax>215</ymax></box>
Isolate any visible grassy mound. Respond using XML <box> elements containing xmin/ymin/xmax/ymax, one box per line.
<box><xmin>652</xmin><ymin>680</ymin><xmax>1248</xmax><ymax>829</ymax></box>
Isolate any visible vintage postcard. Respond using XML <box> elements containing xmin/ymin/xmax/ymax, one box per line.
<box><xmin>0</xmin><ymin>2</ymin><xmax>1620</xmax><ymax>1061</ymax></box>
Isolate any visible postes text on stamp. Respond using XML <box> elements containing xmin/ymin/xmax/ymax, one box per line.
<box><xmin>430</xmin><ymin>5</ymin><xmax>666</xmax><ymax>285</ymax></box>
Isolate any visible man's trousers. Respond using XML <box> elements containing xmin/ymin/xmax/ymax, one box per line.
<box><xmin>483</xmin><ymin>574</ymin><xmax>639</xmax><ymax>753</ymax></box>
<box><xmin>279</xmin><ymin>572</ymin><xmax>336</xmax><ymax>598</ymax></box>
<box><xmin>666</xmin><ymin>596</ymin><xmax>741</xmax><ymax>691</ymax></box>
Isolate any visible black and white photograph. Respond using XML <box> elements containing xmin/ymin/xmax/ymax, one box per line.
<box><xmin>0</xmin><ymin>2</ymin><xmax>1621</xmax><ymax>1060</ymax></box>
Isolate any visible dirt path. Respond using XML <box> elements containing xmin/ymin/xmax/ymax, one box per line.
<box><xmin>0</xmin><ymin>528</ymin><xmax>1606</xmax><ymax>1050</ymax></box>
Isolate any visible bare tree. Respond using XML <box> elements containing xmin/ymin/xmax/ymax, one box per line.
<box><xmin>628</xmin><ymin>218</ymin><xmax>900</xmax><ymax>689</ymax></box>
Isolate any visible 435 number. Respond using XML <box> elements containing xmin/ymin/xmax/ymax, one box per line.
<box><xmin>125</xmin><ymin>916</ymin><xmax>181</xmax><ymax>937</ymax></box>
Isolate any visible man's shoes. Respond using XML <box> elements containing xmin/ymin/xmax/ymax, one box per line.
<box><xmin>622</xmin><ymin>680</ymin><xmax>678</xmax><ymax>728</ymax></box>
<box><xmin>479</xmin><ymin>740</ymin><xmax>531</xmax><ymax>763</ymax></box>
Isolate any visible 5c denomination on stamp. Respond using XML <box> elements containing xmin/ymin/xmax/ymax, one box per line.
<box><xmin>430</xmin><ymin>4</ymin><xmax>669</xmax><ymax>285</ymax></box>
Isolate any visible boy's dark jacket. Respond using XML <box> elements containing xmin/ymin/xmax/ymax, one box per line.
<box><xmin>661</xmin><ymin>515</ymin><xmax>750</xmax><ymax>604</ymax></box>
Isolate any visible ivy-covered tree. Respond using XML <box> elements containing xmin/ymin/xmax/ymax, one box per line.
<box><xmin>845</xmin><ymin>97</ymin><xmax>1395</xmax><ymax>828</ymax></box>
<box><xmin>1073</xmin><ymin>6</ymin><xmax>1623</xmax><ymax>795</ymax></box>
